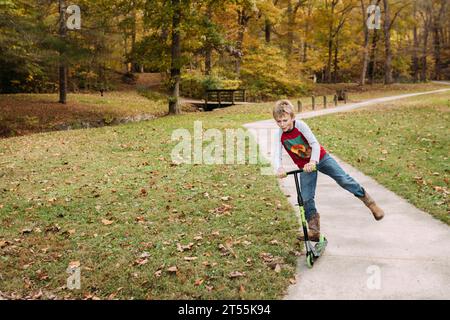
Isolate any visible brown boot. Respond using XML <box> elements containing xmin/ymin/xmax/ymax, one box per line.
<box><xmin>297</xmin><ymin>212</ymin><xmax>320</xmax><ymax>242</ymax></box>
<box><xmin>358</xmin><ymin>190</ymin><xmax>384</xmax><ymax>221</ymax></box>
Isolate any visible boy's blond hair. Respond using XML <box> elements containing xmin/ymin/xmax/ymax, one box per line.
<box><xmin>273</xmin><ymin>100</ymin><xmax>295</xmax><ymax>119</ymax></box>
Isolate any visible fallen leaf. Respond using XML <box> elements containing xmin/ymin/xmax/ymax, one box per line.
<box><xmin>69</xmin><ymin>261</ymin><xmax>80</xmax><ymax>268</ymax></box>
<box><xmin>36</xmin><ymin>270</ymin><xmax>49</xmax><ymax>281</ymax></box>
<box><xmin>167</xmin><ymin>266</ymin><xmax>178</xmax><ymax>273</ymax></box>
<box><xmin>21</xmin><ymin>227</ymin><xmax>33</xmax><ymax>234</ymax></box>
<box><xmin>229</xmin><ymin>271</ymin><xmax>245</xmax><ymax>278</ymax></box>
<box><xmin>154</xmin><ymin>270</ymin><xmax>162</xmax><ymax>277</ymax></box>
<box><xmin>0</xmin><ymin>240</ymin><xmax>10</xmax><ymax>248</ymax></box>
<box><xmin>194</xmin><ymin>278</ymin><xmax>204</xmax><ymax>286</ymax></box>
<box><xmin>101</xmin><ymin>219</ymin><xmax>114</xmax><ymax>226</ymax></box>
<box><xmin>45</xmin><ymin>224</ymin><xmax>60</xmax><ymax>233</ymax></box>
<box><xmin>177</xmin><ymin>242</ymin><xmax>194</xmax><ymax>252</ymax></box>
<box><xmin>183</xmin><ymin>256</ymin><xmax>197</xmax><ymax>261</ymax></box>
<box><xmin>209</xmin><ymin>204</ymin><xmax>233</xmax><ymax>216</ymax></box>
<box><xmin>135</xmin><ymin>216</ymin><xmax>145</xmax><ymax>223</ymax></box>
<box><xmin>134</xmin><ymin>258</ymin><xmax>148</xmax><ymax>266</ymax></box>
<box><xmin>274</xmin><ymin>264</ymin><xmax>282</xmax><ymax>273</ymax></box>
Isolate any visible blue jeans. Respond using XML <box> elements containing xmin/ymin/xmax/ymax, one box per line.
<box><xmin>298</xmin><ymin>153</ymin><xmax>365</xmax><ymax>221</ymax></box>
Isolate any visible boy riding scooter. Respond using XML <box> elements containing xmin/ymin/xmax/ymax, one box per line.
<box><xmin>273</xmin><ymin>100</ymin><xmax>384</xmax><ymax>243</ymax></box>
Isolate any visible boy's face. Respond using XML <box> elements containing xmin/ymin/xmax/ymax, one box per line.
<box><xmin>275</xmin><ymin>113</ymin><xmax>295</xmax><ymax>132</ymax></box>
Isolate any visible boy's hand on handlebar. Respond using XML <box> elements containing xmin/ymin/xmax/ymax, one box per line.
<box><xmin>276</xmin><ymin>167</ymin><xmax>287</xmax><ymax>178</ymax></box>
<box><xmin>303</xmin><ymin>161</ymin><xmax>317</xmax><ymax>173</ymax></box>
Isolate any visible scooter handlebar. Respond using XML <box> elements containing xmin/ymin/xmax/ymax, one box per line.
<box><xmin>286</xmin><ymin>168</ymin><xmax>304</xmax><ymax>175</ymax></box>
<box><xmin>286</xmin><ymin>165</ymin><xmax>317</xmax><ymax>175</ymax></box>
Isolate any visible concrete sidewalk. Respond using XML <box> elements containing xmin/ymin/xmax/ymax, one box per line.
<box><xmin>243</xmin><ymin>89</ymin><xmax>450</xmax><ymax>300</ymax></box>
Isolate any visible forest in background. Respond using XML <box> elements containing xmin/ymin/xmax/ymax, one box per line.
<box><xmin>1</xmin><ymin>0</ymin><xmax>449</xmax><ymax>112</ymax></box>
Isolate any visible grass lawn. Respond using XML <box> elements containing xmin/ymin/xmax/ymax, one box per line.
<box><xmin>0</xmin><ymin>111</ymin><xmax>299</xmax><ymax>300</ymax></box>
<box><xmin>0</xmin><ymin>90</ymin><xmax>196</xmax><ymax>138</ymax></box>
<box><xmin>305</xmin><ymin>92</ymin><xmax>450</xmax><ymax>224</ymax></box>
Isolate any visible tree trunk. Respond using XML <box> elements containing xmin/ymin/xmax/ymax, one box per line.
<box><xmin>432</xmin><ymin>24</ymin><xmax>441</xmax><ymax>80</ymax></box>
<box><xmin>432</xmin><ymin>0</ymin><xmax>446</xmax><ymax>80</ymax></box>
<box><xmin>265</xmin><ymin>18</ymin><xmax>271</xmax><ymax>43</ymax></box>
<box><xmin>359</xmin><ymin>0</ymin><xmax>370</xmax><ymax>85</ymax></box>
<box><xmin>383</xmin><ymin>0</ymin><xmax>393</xmax><ymax>84</ymax></box>
<box><xmin>287</xmin><ymin>0</ymin><xmax>294</xmax><ymax>56</ymax></box>
<box><xmin>325</xmin><ymin>1</ymin><xmax>337</xmax><ymax>83</ymax></box>
<box><xmin>412</xmin><ymin>1</ymin><xmax>419</xmax><ymax>83</ymax></box>
<box><xmin>333</xmin><ymin>36</ymin><xmax>339</xmax><ymax>83</ymax></box>
<box><xmin>235</xmin><ymin>9</ymin><xmax>250</xmax><ymax>77</ymax></box>
<box><xmin>59</xmin><ymin>0</ymin><xmax>67</xmax><ymax>104</ymax></box>
<box><xmin>303</xmin><ymin>1</ymin><xmax>312</xmax><ymax>62</ymax></box>
<box><xmin>131</xmin><ymin>9</ymin><xmax>140</xmax><ymax>73</ymax></box>
<box><xmin>420</xmin><ymin>3</ymin><xmax>431</xmax><ymax>82</ymax></box>
<box><xmin>236</xmin><ymin>25</ymin><xmax>244</xmax><ymax>76</ymax></box>
<box><xmin>204</xmin><ymin>3</ymin><xmax>213</xmax><ymax>75</ymax></box>
<box><xmin>169</xmin><ymin>0</ymin><xmax>181</xmax><ymax>115</ymax></box>
<box><xmin>205</xmin><ymin>48</ymin><xmax>212</xmax><ymax>75</ymax></box>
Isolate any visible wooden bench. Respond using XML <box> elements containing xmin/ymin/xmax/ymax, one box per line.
<box><xmin>204</xmin><ymin>89</ymin><xmax>246</xmax><ymax>111</ymax></box>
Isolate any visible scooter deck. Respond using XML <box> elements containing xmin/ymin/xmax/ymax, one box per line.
<box><xmin>313</xmin><ymin>237</ymin><xmax>327</xmax><ymax>257</ymax></box>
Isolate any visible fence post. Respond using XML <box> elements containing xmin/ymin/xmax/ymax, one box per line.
<box><xmin>297</xmin><ymin>100</ymin><xmax>302</xmax><ymax>113</ymax></box>
<box><xmin>312</xmin><ymin>96</ymin><xmax>315</xmax><ymax>110</ymax></box>
<box><xmin>344</xmin><ymin>92</ymin><xmax>347</xmax><ymax>104</ymax></box>
<box><xmin>334</xmin><ymin>94</ymin><xmax>338</xmax><ymax>106</ymax></box>
<box><xmin>323</xmin><ymin>96</ymin><xmax>327</xmax><ymax>109</ymax></box>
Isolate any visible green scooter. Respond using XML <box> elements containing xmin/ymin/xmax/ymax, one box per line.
<box><xmin>286</xmin><ymin>168</ymin><xmax>327</xmax><ymax>268</ymax></box>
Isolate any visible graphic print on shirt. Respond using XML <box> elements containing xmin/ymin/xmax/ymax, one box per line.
<box><xmin>283</xmin><ymin>135</ymin><xmax>312</xmax><ymax>159</ymax></box>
